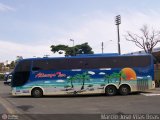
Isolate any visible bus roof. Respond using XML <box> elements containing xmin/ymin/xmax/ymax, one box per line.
<box><xmin>21</xmin><ymin>53</ymin><xmax>152</xmax><ymax>61</ymax></box>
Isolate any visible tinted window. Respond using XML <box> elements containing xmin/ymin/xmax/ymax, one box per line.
<box><xmin>32</xmin><ymin>59</ymin><xmax>68</xmax><ymax>71</ymax></box>
<box><xmin>12</xmin><ymin>60</ymin><xmax>31</xmax><ymax>87</ymax></box>
<box><xmin>15</xmin><ymin>60</ymin><xmax>31</xmax><ymax>72</ymax></box>
<box><xmin>32</xmin><ymin>60</ymin><xmax>47</xmax><ymax>71</ymax></box>
<box><xmin>31</xmin><ymin>55</ymin><xmax>151</xmax><ymax>71</ymax></box>
<box><xmin>68</xmin><ymin>58</ymin><xmax>86</xmax><ymax>69</ymax></box>
<box><xmin>47</xmin><ymin>59</ymin><xmax>68</xmax><ymax>70</ymax></box>
<box><xmin>85</xmin><ymin>56</ymin><xmax>151</xmax><ymax>69</ymax></box>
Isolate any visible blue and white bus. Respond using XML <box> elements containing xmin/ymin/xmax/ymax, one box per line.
<box><xmin>11</xmin><ymin>54</ymin><xmax>155</xmax><ymax>97</ymax></box>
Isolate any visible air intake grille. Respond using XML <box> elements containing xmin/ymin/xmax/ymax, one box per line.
<box><xmin>137</xmin><ymin>79</ymin><xmax>149</xmax><ymax>91</ymax></box>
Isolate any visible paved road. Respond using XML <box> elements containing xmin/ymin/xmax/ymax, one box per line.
<box><xmin>0</xmin><ymin>105</ymin><xmax>7</xmax><ymax>114</ymax></box>
<box><xmin>0</xmin><ymin>81</ymin><xmax>160</xmax><ymax>120</ymax></box>
<box><xmin>0</xmin><ymin>82</ymin><xmax>9</xmax><ymax>114</ymax></box>
<box><xmin>4</xmin><ymin>93</ymin><xmax>160</xmax><ymax>114</ymax></box>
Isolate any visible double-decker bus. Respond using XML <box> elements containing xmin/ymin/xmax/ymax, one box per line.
<box><xmin>11</xmin><ymin>54</ymin><xmax>155</xmax><ymax>97</ymax></box>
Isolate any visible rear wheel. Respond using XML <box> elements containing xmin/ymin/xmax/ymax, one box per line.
<box><xmin>105</xmin><ymin>85</ymin><xmax>117</xmax><ymax>96</ymax></box>
<box><xmin>119</xmin><ymin>85</ymin><xmax>130</xmax><ymax>95</ymax></box>
<box><xmin>31</xmin><ymin>88</ymin><xmax>43</xmax><ymax>98</ymax></box>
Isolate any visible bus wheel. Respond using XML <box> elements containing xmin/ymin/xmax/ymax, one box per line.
<box><xmin>31</xmin><ymin>88</ymin><xmax>43</xmax><ymax>98</ymax></box>
<box><xmin>119</xmin><ymin>85</ymin><xmax>130</xmax><ymax>95</ymax></box>
<box><xmin>105</xmin><ymin>85</ymin><xmax>117</xmax><ymax>96</ymax></box>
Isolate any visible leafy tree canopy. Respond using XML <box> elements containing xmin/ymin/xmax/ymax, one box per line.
<box><xmin>6</xmin><ymin>61</ymin><xmax>16</xmax><ymax>69</ymax></box>
<box><xmin>51</xmin><ymin>42</ymin><xmax>94</xmax><ymax>56</ymax></box>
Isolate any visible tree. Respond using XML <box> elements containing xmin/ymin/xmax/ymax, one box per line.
<box><xmin>5</xmin><ymin>61</ymin><xmax>16</xmax><ymax>71</ymax></box>
<box><xmin>74</xmin><ymin>72</ymin><xmax>90</xmax><ymax>90</ymax></box>
<box><xmin>104</xmin><ymin>71</ymin><xmax>126</xmax><ymax>85</ymax></box>
<box><xmin>0</xmin><ymin>63</ymin><xmax>4</xmax><ymax>71</ymax></box>
<box><xmin>67</xmin><ymin>76</ymin><xmax>76</xmax><ymax>88</ymax></box>
<box><xmin>50</xmin><ymin>45</ymin><xmax>68</xmax><ymax>54</ymax></box>
<box><xmin>50</xmin><ymin>42</ymin><xmax>94</xmax><ymax>56</ymax></box>
<box><xmin>125</xmin><ymin>25</ymin><xmax>160</xmax><ymax>54</ymax></box>
<box><xmin>9</xmin><ymin>61</ymin><xmax>16</xmax><ymax>69</ymax></box>
<box><xmin>104</xmin><ymin>74</ymin><xmax>110</xmax><ymax>83</ymax></box>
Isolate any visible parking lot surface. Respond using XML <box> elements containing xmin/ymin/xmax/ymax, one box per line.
<box><xmin>0</xmin><ymin>81</ymin><xmax>160</xmax><ymax>120</ymax></box>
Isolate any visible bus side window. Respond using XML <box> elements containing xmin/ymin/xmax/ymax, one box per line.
<box><xmin>32</xmin><ymin>67</ymin><xmax>41</xmax><ymax>71</ymax></box>
<box><xmin>32</xmin><ymin>60</ymin><xmax>47</xmax><ymax>71</ymax></box>
<box><xmin>47</xmin><ymin>59</ymin><xmax>68</xmax><ymax>70</ymax></box>
<box><xmin>67</xmin><ymin>58</ymin><xmax>86</xmax><ymax>69</ymax></box>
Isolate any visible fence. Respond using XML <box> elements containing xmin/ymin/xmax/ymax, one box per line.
<box><xmin>154</xmin><ymin>70</ymin><xmax>160</xmax><ymax>87</ymax></box>
<box><xmin>154</xmin><ymin>63</ymin><xmax>160</xmax><ymax>87</ymax></box>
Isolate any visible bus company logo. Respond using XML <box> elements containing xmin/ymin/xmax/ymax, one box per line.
<box><xmin>35</xmin><ymin>72</ymin><xmax>66</xmax><ymax>78</ymax></box>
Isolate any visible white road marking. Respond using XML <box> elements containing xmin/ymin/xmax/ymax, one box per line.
<box><xmin>141</xmin><ymin>93</ymin><xmax>160</xmax><ymax>96</ymax></box>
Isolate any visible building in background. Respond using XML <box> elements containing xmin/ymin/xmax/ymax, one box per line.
<box><xmin>126</xmin><ymin>47</ymin><xmax>160</xmax><ymax>63</ymax></box>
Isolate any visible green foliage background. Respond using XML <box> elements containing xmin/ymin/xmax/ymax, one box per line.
<box><xmin>51</xmin><ymin>42</ymin><xmax>94</xmax><ymax>56</ymax></box>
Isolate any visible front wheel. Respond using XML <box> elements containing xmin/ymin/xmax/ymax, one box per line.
<box><xmin>105</xmin><ymin>85</ymin><xmax>117</xmax><ymax>96</ymax></box>
<box><xmin>31</xmin><ymin>88</ymin><xmax>43</xmax><ymax>98</ymax></box>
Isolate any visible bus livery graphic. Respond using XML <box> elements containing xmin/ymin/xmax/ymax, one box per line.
<box><xmin>11</xmin><ymin>54</ymin><xmax>155</xmax><ymax>97</ymax></box>
<box><xmin>35</xmin><ymin>72</ymin><xmax>66</xmax><ymax>78</ymax></box>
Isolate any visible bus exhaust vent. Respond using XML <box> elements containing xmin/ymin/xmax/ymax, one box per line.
<box><xmin>137</xmin><ymin>79</ymin><xmax>149</xmax><ymax>91</ymax></box>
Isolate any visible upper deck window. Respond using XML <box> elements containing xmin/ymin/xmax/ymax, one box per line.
<box><xmin>32</xmin><ymin>56</ymin><xmax>151</xmax><ymax>71</ymax></box>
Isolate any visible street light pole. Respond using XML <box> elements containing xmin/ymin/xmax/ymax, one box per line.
<box><xmin>70</xmin><ymin>39</ymin><xmax>74</xmax><ymax>47</ymax></box>
<box><xmin>70</xmin><ymin>39</ymin><xmax>75</xmax><ymax>56</ymax></box>
<box><xmin>101</xmin><ymin>42</ymin><xmax>104</xmax><ymax>54</ymax></box>
<box><xmin>44</xmin><ymin>55</ymin><xmax>50</xmax><ymax>58</ymax></box>
<box><xmin>115</xmin><ymin>15</ymin><xmax>121</xmax><ymax>55</ymax></box>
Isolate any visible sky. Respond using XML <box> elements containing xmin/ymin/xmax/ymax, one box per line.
<box><xmin>0</xmin><ymin>0</ymin><xmax>160</xmax><ymax>63</ymax></box>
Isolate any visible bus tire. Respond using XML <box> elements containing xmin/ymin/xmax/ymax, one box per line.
<box><xmin>105</xmin><ymin>85</ymin><xmax>117</xmax><ymax>96</ymax></box>
<box><xmin>119</xmin><ymin>85</ymin><xmax>130</xmax><ymax>95</ymax></box>
<box><xmin>31</xmin><ymin>88</ymin><xmax>43</xmax><ymax>98</ymax></box>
